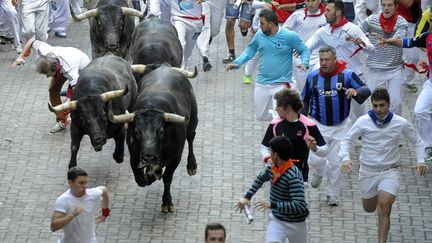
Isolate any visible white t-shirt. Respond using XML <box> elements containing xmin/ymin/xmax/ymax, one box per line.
<box><xmin>32</xmin><ymin>40</ymin><xmax>90</xmax><ymax>86</ymax></box>
<box><xmin>54</xmin><ymin>188</ymin><xmax>103</xmax><ymax>243</ymax></box>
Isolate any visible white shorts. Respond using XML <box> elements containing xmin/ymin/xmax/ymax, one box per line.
<box><xmin>266</xmin><ymin>214</ymin><xmax>307</xmax><ymax>243</ymax></box>
<box><xmin>358</xmin><ymin>168</ymin><xmax>400</xmax><ymax>199</ymax></box>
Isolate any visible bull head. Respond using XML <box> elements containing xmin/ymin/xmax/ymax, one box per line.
<box><xmin>71</xmin><ymin>7</ymin><xmax>143</xmax><ymax>21</ymax></box>
<box><xmin>131</xmin><ymin>64</ymin><xmax>198</xmax><ymax>79</ymax></box>
<box><xmin>48</xmin><ymin>87</ymin><xmax>128</xmax><ymax>113</ymax></box>
<box><xmin>110</xmin><ymin>111</ymin><xmax>185</xmax><ymax>124</ymax></box>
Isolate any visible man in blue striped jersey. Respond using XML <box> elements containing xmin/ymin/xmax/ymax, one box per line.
<box><xmin>236</xmin><ymin>136</ymin><xmax>309</xmax><ymax>243</ymax></box>
<box><xmin>301</xmin><ymin>45</ymin><xmax>371</xmax><ymax>206</ymax></box>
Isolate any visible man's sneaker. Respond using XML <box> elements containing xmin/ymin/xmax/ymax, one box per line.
<box><xmin>425</xmin><ymin>147</ymin><xmax>432</xmax><ymax>161</ymax></box>
<box><xmin>242</xmin><ymin>74</ymin><xmax>252</xmax><ymax>84</ymax></box>
<box><xmin>327</xmin><ymin>196</ymin><xmax>340</xmax><ymax>206</ymax></box>
<box><xmin>203</xmin><ymin>57</ymin><xmax>212</xmax><ymax>72</ymax></box>
<box><xmin>406</xmin><ymin>83</ymin><xmax>418</xmax><ymax>93</ymax></box>
<box><xmin>222</xmin><ymin>54</ymin><xmax>235</xmax><ymax>64</ymax></box>
<box><xmin>15</xmin><ymin>44</ymin><xmax>23</xmax><ymax>54</ymax></box>
<box><xmin>0</xmin><ymin>35</ymin><xmax>14</xmax><ymax>44</ymax></box>
<box><xmin>310</xmin><ymin>174</ymin><xmax>323</xmax><ymax>188</ymax></box>
<box><xmin>50</xmin><ymin>121</ymin><xmax>66</xmax><ymax>133</ymax></box>
<box><xmin>55</xmin><ymin>31</ymin><xmax>67</xmax><ymax>38</ymax></box>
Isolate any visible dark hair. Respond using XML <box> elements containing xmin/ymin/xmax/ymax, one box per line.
<box><xmin>36</xmin><ymin>56</ymin><xmax>57</xmax><ymax>75</ymax></box>
<box><xmin>67</xmin><ymin>167</ymin><xmax>88</xmax><ymax>181</ymax></box>
<box><xmin>381</xmin><ymin>0</ymin><xmax>398</xmax><ymax>6</ymax></box>
<box><xmin>259</xmin><ymin>8</ymin><xmax>279</xmax><ymax>26</ymax></box>
<box><xmin>319</xmin><ymin>45</ymin><xmax>337</xmax><ymax>55</ymax></box>
<box><xmin>205</xmin><ymin>223</ymin><xmax>226</xmax><ymax>240</ymax></box>
<box><xmin>371</xmin><ymin>87</ymin><xmax>390</xmax><ymax>104</ymax></box>
<box><xmin>327</xmin><ymin>0</ymin><xmax>345</xmax><ymax>16</ymax></box>
<box><xmin>274</xmin><ymin>88</ymin><xmax>303</xmax><ymax>113</ymax></box>
<box><xmin>269</xmin><ymin>136</ymin><xmax>293</xmax><ymax>161</ymax></box>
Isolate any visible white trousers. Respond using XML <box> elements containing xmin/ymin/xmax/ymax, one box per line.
<box><xmin>292</xmin><ymin>55</ymin><xmax>319</xmax><ymax>93</ymax></box>
<box><xmin>354</xmin><ymin>0</ymin><xmax>380</xmax><ymax>25</ymax></box>
<box><xmin>403</xmin><ymin>23</ymin><xmax>420</xmax><ymax>85</ymax></box>
<box><xmin>49</xmin><ymin>0</ymin><xmax>69</xmax><ymax>32</ymax></box>
<box><xmin>254</xmin><ymin>82</ymin><xmax>286</xmax><ymax>121</ymax></box>
<box><xmin>367</xmin><ymin>67</ymin><xmax>405</xmax><ymax>115</ymax></box>
<box><xmin>20</xmin><ymin>0</ymin><xmax>49</xmax><ymax>41</ymax></box>
<box><xmin>195</xmin><ymin>0</ymin><xmax>225</xmax><ymax>58</ymax></box>
<box><xmin>308</xmin><ymin>118</ymin><xmax>350</xmax><ymax>198</ymax></box>
<box><xmin>266</xmin><ymin>214</ymin><xmax>307</xmax><ymax>243</ymax></box>
<box><xmin>173</xmin><ymin>16</ymin><xmax>203</xmax><ymax>69</ymax></box>
<box><xmin>245</xmin><ymin>53</ymin><xmax>258</xmax><ymax>76</ymax></box>
<box><xmin>0</xmin><ymin>0</ymin><xmax>21</xmax><ymax>44</ymax></box>
<box><xmin>414</xmin><ymin>79</ymin><xmax>432</xmax><ymax>147</ymax></box>
<box><xmin>148</xmin><ymin>0</ymin><xmax>171</xmax><ymax>21</ymax></box>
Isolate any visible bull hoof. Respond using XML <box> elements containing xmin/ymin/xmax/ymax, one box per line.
<box><xmin>113</xmin><ymin>153</ymin><xmax>124</xmax><ymax>163</ymax></box>
<box><xmin>187</xmin><ymin>169</ymin><xmax>197</xmax><ymax>176</ymax></box>
<box><xmin>161</xmin><ymin>205</ymin><xmax>175</xmax><ymax>213</ymax></box>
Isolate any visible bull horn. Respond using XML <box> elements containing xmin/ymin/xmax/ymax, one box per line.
<box><xmin>171</xmin><ymin>66</ymin><xmax>198</xmax><ymax>79</ymax></box>
<box><xmin>48</xmin><ymin>100</ymin><xmax>77</xmax><ymax>112</ymax></box>
<box><xmin>121</xmin><ymin>7</ymin><xmax>144</xmax><ymax>18</ymax></box>
<box><xmin>163</xmin><ymin>113</ymin><xmax>185</xmax><ymax>123</ymax></box>
<box><xmin>110</xmin><ymin>113</ymin><xmax>135</xmax><ymax>123</ymax></box>
<box><xmin>131</xmin><ymin>64</ymin><xmax>147</xmax><ymax>74</ymax></box>
<box><xmin>100</xmin><ymin>86</ymin><xmax>129</xmax><ymax>102</ymax></box>
<box><xmin>72</xmin><ymin>9</ymin><xmax>98</xmax><ymax>21</ymax></box>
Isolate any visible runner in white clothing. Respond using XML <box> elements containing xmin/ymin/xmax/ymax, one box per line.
<box><xmin>169</xmin><ymin>0</ymin><xmax>204</xmax><ymax>70</ymax></box>
<box><xmin>306</xmin><ymin>0</ymin><xmax>374</xmax><ymax>122</ymax></box>
<box><xmin>282</xmin><ymin>0</ymin><xmax>326</xmax><ymax>92</ymax></box>
<box><xmin>339</xmin><ymin>87</ymin><xmax>428</xmax><ymax>243</ymax></box>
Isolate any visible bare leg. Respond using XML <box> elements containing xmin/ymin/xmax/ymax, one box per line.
<box><xmin>377</xmin><ymin>191</ymin><xmax>396</xmax><ymax>243</ymax></box>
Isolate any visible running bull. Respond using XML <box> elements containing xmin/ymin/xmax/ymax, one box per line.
<box><xmin>111</xmin><ymin>63</ymin><xmax>198</xmax><ymax>213</ymax></box>
<box><xmin>49</xmin><ymin>55</ymin><xmax>138</xmax><ymax>169</ymax></box>
<box><xmin>71</xmin><ymin>0</ymin><xmax>143</xmax><ymax>59</ymax></box>
<box><xmin>130</xmin><ymin>16</ymin><xmax>183</xmax><ymax>78</ymax></box>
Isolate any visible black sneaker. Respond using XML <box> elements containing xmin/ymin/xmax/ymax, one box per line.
<box><xmin>222</xmin><ymin>54</ymin><xmax>235</xmax><ymax>64</ymax></box>
<box><xmin>0</xmin><ymin>36</ymin><xmax>14</xmax><ymax>44</ymax></box>
<box><xmin>203</xmin><ymin>57</ymin><xmax>212</xmax><ymax>72</ymax></box>
<box><xmin>240</xmin><ymin>28</ymin><xmax>248</xmax><ymax>37</ymax></box>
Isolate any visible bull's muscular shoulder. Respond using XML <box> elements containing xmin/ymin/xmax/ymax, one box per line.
<box><xmin>95</xmin><ymin>0</ymin><xmax>129</xmax><ymax>7</ymax></box>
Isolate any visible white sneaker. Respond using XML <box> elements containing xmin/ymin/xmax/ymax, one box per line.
<box><xmin>327</xmin><ymin>196</ymin><xmax>340</xmax><ymax>206</ymax></box>
<box><xmin>50</xmin><ymin>121</ymin><xmax>66</xmax><ymax>133</ymax></box>
<box><xmin>15</xmin><ymin>44</ymin><xmax>22</xmax><ymax>54</ymax></box>
<box><xmin>310</xmin><ymin>174</ymin><xmax>323</xmax><ymax>188</ymax></box>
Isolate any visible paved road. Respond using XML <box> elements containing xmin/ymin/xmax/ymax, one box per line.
<box><xmin>0</xmin><ymin>15</ymin><xmax>432</xmax><ymax>243</ymax></box>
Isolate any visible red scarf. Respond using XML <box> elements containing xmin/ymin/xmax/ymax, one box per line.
<box><xmin>271</xmin><ymin>159</ymin><xmax>298</xmax><ymax>184</ymax></box>
<box><xmin>56</xmin><ymin>59</ymin><xmax>62</xmax><ymax>80</ymax></box>
<box><xmin>379</xmin><ymin>13</ymin><xmax>398</xmax><ymax>33</ymax></box>
<box><xmin>330</xmin><ymin>17</ymin><xmax>349</xmax><ymax>33</ymax></box>
<box><xmin>319</xmin><ymin>60</ymin><xmax>347</xmax><ymax>77</ymax></box>
<box><xmin>304</xmin><ymin>4</ymin><xmax>326</xmax><ymax>20</ymax></box>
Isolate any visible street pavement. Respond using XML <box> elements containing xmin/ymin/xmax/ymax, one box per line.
<box><xmin>0</xmin><ymin>15</ymin><xmax>432</xmax><ymax>243</ymax></box>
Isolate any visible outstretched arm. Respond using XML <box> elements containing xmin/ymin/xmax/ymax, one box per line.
<box><xmin>11</xmin><ymin>37</ymin><xmax>36</xmax><ymax>67</ymax></box>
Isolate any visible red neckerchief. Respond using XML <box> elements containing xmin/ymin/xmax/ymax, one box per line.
<box><xmin>56</xmin><ymin>58</ymin><xmax>62</xmax><ymax>80</ymax></box>
<box><xmin>319</xmin><ymin>60</ymin><xmax>347</xmax><ymax>77</ymax></box>
<box><xmin>271</xmin><ymin>159</ymin><xmax>298</xmax><ymax>184</ymax></box>
<box><xmin>330</xmin><ymin>17</ymin><xmax>349</xmax><ymax>33</ymax></box>
<box><xmin>303</xmin><ymin>4</ymin><xmax>326</xmax><ymax>20</ymax></box>
<box><xmin>379</xmin><ymin>13</ymin><xmax>398</xmax><ymax>33</ymax></box>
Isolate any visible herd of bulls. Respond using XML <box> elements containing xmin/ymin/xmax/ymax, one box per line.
<box><xmin>49</xmin><ymin>0</ymin><xmax>199</xmax><ymax>213</ymax></box>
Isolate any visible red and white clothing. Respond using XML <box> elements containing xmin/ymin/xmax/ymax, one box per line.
<box><xmin>306</xmin><ymin>19</ymin><xmax>374</xmax><ymax>121</ymax></box>
<box><xmin>32</xmin><ymin>40</ymin><xmax>90</xmax><ymax>86</ymax></box>
<box><xmin>283</xmin><ymin>5</ymin><xmax>326</xmax><ymax>92</ymax></box>
<box><xmin>169</xmin><ymin>0</ymin><xmax>203</xmax><ymax>69</ymax></box>
<box><xmin>54</xmin><ymin>188</ymin><xmax>103</xmax><ymax>243</ymax></box>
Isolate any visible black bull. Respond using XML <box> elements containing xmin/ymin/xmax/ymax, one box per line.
<box><xmin>111</xmin><ymin>64</ymin><xmax>198</xmax><ymax>213</ymax></box>
<box><xmin>49</xmin><ymin>55</ymin><xmax>137</xmax><ymax>169</ymax></box>
<box><xmin>71</xmin><ymin>0</ymin><xmax>143</xmax><ymax>59</ymax></box>
<box><xmin>130</xmin><ymin>17</ymin><xmax>182</xmax><ymax>78</ymax></box>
